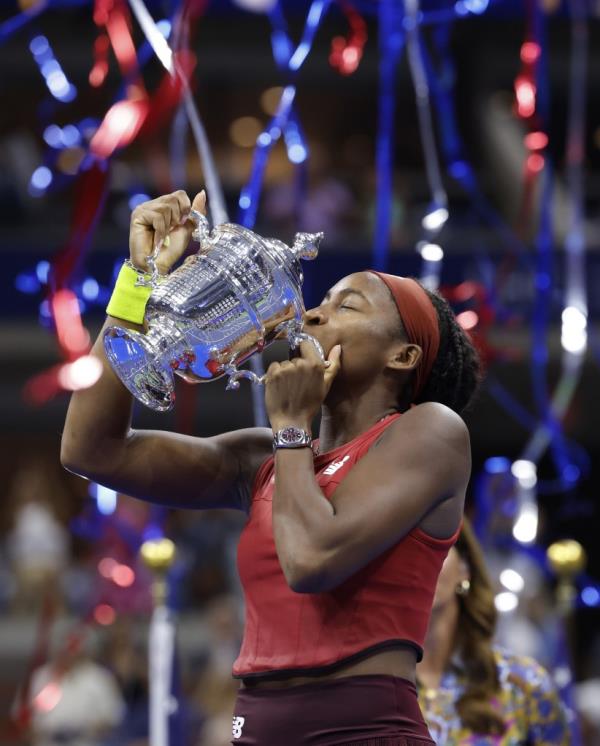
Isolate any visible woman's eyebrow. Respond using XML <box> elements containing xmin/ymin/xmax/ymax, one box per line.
<box><xmin>322</xmin><ymin>288</ymin><xmax>371</xmax><ymax>305</ymax></box>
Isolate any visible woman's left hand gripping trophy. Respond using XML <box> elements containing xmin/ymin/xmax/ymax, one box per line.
<box><xmin>129</xmin><ymin>189</ymin><xmax>206</xmax><ymax>278</ymax></box>
<box><xmin>101</xmin><ymin>190</ymin><xmax>209</xmax><ymax>411</ymax></box>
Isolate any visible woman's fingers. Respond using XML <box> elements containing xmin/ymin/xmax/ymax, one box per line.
<box><xmin>155</xmin><ymin>190</ymin><xmax>207</xmax><ymax>273</ymax></box>
<box><xmin>129</xmin><ymin>190</ymin><xmax>205</xmax><ymax>273</ymax></box>
<box><xmin>265</xmin><ymin>343</ymin><xmax>342</xmax><ymax>426</ymax></box>
<box><xmin>154</xmin><ymin>228</ymin><xmax>185</xmax><ymax>274</ymax></box>
<box><xmin>298</xmin><ymin>339</ymin><xmax>327</xmax><ymax>368</ymax></box>
<box><xmin>190</xmin><ymin>190</ymin><xmax>206</xmax><ymax>215</ymax></box>
<box><xmin>297</xmin><ymin>339</ymin><xmax>342</xmax><ymax>392</ymax></box>
<box><xmin>323</xmin><ymin>344</ymin><xmax>342</xmax><ymax>391</ymax></box>
<box><xmin>130</xmin><ymin>207</ymin><xmax>165</xmax><ymax>271</ymax></box>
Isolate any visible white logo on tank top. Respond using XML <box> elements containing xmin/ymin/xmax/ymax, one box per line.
<box><xmin>232</xmin><ymin>716</ymin><xmax>245</xmax><ymax>739</ymax></box>
<box><xmin>323</xmin><ymin>454</ymin><xmax>350</xmax><ymax>476</ymax></box>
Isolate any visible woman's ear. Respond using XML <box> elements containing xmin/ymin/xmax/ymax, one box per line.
<box><xmin>386</xmin><ymin>343</ymin><xmax>422</xmax><ymax>372</ymax></box>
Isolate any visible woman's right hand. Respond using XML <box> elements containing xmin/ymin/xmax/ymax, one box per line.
<box><xmin>129</xmin><ymin>189</ymin><xmax>207</xmax><ymax>275</ymax></box>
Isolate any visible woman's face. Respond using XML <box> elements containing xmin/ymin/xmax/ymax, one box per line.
<box><xmin>431</xmin><ymin>546</ymin><xmax>470</xmax><ymax>612</ymax></box>
<box><xmin>302</xmin><ymin>272</ymin><xmax>409</xmax><ymax>386</ymax></box>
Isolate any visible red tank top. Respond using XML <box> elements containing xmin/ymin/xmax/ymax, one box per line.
<box><xmin>233</xmin><ymin>412</ymin><xmax>461</xmax><ymax>680</ymax></box>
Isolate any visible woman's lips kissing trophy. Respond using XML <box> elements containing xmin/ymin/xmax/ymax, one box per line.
<box><xmin>103</xmin><ymin>209</ymin><xmax>326</xmax><ymax>411</ymax></box>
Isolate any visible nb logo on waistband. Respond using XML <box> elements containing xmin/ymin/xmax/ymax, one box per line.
<box><xmin>232</xmin><ymin>716</ymin><xmax>245</xmax><ymax>739</ymax></box>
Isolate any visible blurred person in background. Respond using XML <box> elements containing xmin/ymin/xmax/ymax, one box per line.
<box><xmin>103</xmin><ymin>618</ymin><xmax>204</xmax><ymax>746</ymax></box>
<box><xmin>418</xmin><ymin>518</ymin><xmax>571</xmax><ymax>744</ymax></box>
<box><xmin>575</xmin><ymin>677</ymin><xmax>600</xmax><ymax>745</ymax></box>
<box><xmin>25</xmin><ymin>629</ymin><xmax>124</xmax><ymax>746</ymax></box>
<box><xmin>476</xmin><ymin>474</ymin><xmax>564</xmax><ymax>674</ymax></box>
<box><xmin>193</xmin><ymin>595</ymin><xmax>243</xmax><ymax>746</ymax></box>
<box><xmin>103</xmin><ymin>619</ymin><xmax>149</xmax><ymax>744</ymax></box>
<box><xmin>487</xmin><ymin>550</ymin><xmax>559</xmax><ymax>671</ymax></box>
<box><xmin>172</xmin><ymin>509</ymin><xmax>246</xmax><ymax>607</ymax></box>
<box><xmin>264</xmin><ymin>173</ymin><xmax>358</xmax><ymax>247</ymax></box>
<box><xmin>6</xmin><ymin>456</ymin><xmax>71</xmax><ymax>612</ymax></box>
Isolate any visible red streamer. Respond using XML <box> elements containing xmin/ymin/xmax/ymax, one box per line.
<box><xmin>329</xmin><ymin>0</ymin><xmax>367</xmax><ymax>76</ymax></box>
<box><xmin>91</xmin><ymin>98</ymin><xmax>150</xmax><ymax>158</ymax></box>
<box><xmin>441</xmin><ymin>281</ymin><xmax>520</xmax><ymax>368</ymax></box>
<box><xmin>25</xmin><ymin>0</ymin><xmax>208</xmax><ymax>406</ymax></box>
<box><xmin>51</xmin><ymin>289</ymin><xmax>91</xmax><ymax>358</ymax></box>
<box><xmin>91</xmin><ymin>0</ymin><xmax>144</xmax><ymax>85</ymax></box>
<box><xmin>513</xmin><ymin>32</ymin><xmax>547</xmax><ymax>238</ymax></box>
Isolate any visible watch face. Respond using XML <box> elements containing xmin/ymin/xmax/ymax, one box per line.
<box><xmin>281</xmin><ymin>427</ymin><xmax>302</xmax><ymax>444</ymax></box>
<box><xmin>274</xmin><ymin>427</ymin><xmax>311</xmax><ymax>449</ymax></box>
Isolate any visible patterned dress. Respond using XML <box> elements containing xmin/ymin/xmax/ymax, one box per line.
<box><xmin>418</xmin><ymin>647</ymin><xmax>571</xmax><ymax>745</ymax></box>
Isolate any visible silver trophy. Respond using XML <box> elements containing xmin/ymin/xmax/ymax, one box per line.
<box><xmin>103</xmin><ymin>210</ymin><xmax>325</xmax><ymax>412</ymax></box>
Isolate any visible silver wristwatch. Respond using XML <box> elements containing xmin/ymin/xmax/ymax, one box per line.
<box><xmin>273</xmin><ymin>426</ymin><xmax>313</xmax><ymax>451</ymax></box>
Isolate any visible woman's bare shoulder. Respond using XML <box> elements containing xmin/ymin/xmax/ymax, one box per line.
<box><xmin>390</xmin><ymin>401</ymin><xmax>470</xmax><ymax>452</ymax></box>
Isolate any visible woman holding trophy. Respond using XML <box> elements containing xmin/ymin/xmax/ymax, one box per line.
<box><xmin>61</xmin><ymin>190</ymin><xmax>481</xmax><ymax>745</ymax></box>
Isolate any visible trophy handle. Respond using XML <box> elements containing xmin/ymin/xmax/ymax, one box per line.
<box><xmin>291</xmin><ymin>231</ymin><xmax>324</xmax><ymax>260</ymax></box>
<box><xmin>223</xmin><ymin>324</ymin><xmax>327</xmax><ymax>391</ymax></box>
<box><xmin>224</xmin><ymin>365</ymin><xmax>265</xmax><ymax>390</ymax></box>
<box><xmin>286</xmin><ymin>329</ymin><xmax>327</xmax><ymax>363</ymax></box>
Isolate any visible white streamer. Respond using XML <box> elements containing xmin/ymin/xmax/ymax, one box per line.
<box><xmin>127</xmin><ymin>0</ymin><xmax>228</xmax><ymax>226</ymax></box>
<box><xmin>405</xmin><ymin>0</ymin><xmax>447</xmax><ymax>211</ymax></box>
<box><xmin>127</xmin><ymin>0</ymin><xmax>267</xmax><ymax>425</ymax></box>
<box><xmin>148</xmin><ymin>605</ymin><xmax>175</xmax><ymax>746</ymax></box>
<box><xmin>404</xmin><ymin>0</ymin><xmax>448</xmax><ymax>290</ymax></box>
<box><xmin>521</xmin><ymin>0</ymin><xmax>588</xmax><ymax>464</ymax></box>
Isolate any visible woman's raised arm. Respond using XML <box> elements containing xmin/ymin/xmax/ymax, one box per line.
<box><xmin>60</xmin><ymin>191</ymin><xmax>272</xmax><ymax>511</ymax></box>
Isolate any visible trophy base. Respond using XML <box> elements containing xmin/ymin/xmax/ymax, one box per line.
<box><xmin>103</xmin><ymin>326</ymin><xmax>175</xmax><ymax>412</ymax></box>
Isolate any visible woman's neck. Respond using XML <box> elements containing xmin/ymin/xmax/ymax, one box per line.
<box><xmin>418</xmin><ymin>600</ymin><xmax>460</xmax><ymax>691</ymax></box>
<box><xmin>318</xmin><ymin>391</ymin><xmax>400</xmax><ymax>454</ymax></box>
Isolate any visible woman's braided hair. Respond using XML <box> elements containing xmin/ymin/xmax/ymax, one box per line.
<box><xmin>412</xmin><ymin>284</ymin><xmax>483</xmax><ymax>415</ymax></box>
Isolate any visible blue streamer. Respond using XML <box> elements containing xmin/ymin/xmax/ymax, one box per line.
<box><xmin>236</xmin><ymin>0</ymin><xmax>331</xmax><ymax>427</ymax></box>
<box><xmin>169</xmin><ymin>102</ymin><xmax>188</xmax><ymax>189</ymax></box>
<box><xmin>520</xmin><ymin>0</ymin><xmax>586</xmax><ymax>499</ymax></box>
<box><xmin>372</xmin><ymin>0</ymin><xmax>404</xmax><ymax>270</ymax></box>
<box><xmin>527</xmin><ymin>0</ymin><xmax>553</xmax><ymax>420</ymax></box>
<box><xmin>423</xmin><ymin>13</ymin><xmax>585</xmax><ymax>493</ymax></box>
<box><xmin>238</xmin><ymin>85</ymin><xmax>297</xmax><ymax>227</ymax></box>
<box><xmin>237</xmin><ymin>0</ymin><xmax>331</xmax><ymax>229</ymax></box>
<box><xmin>0</xmin><ymin>1</ymin><xmax>48</xmax><ymax>44</ymax></box>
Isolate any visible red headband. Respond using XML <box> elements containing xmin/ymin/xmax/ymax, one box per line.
<box><xmin>367</xmin><ymin>271</ymin><xmax>440</xmax><ymax>400</ymax></box>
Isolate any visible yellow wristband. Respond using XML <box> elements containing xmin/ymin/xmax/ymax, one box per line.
<box><xmin>106</xmin><ymin>262</ymin><xmax>153</xmax><ymax>325</ymax></box>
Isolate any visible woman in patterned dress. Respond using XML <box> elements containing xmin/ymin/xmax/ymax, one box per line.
<box><xmin>418</xmin><ymin>518</ymin><xmax>571</xmax><ymax>745</ymax></box>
